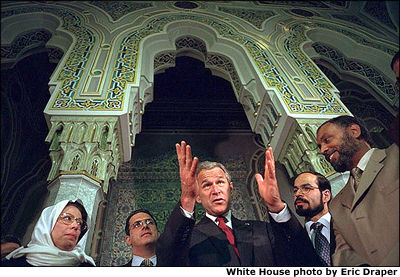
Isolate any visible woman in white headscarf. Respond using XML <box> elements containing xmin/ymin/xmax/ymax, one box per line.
<box><xmin>2</xmin><ymin>199</ymin><xmax>95</xmax><ymax>266</ymax></box>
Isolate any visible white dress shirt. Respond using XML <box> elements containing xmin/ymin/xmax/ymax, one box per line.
<box><xmin>269</xmin><ymin>204</ymin><xmax>331</xmax><ymax>243</ymax></box>
<box><xmin>180</xmin><ymin>206</ymin><xmax>233</xmax><ymax>229</ymax></box>
<box><xmin>131</xmin><ymin>254</ymin><xmax>157</xmax><ymax>266</ymax></box>
<box><xmin>305</xmin><ymin>212</ymin><xmax>331</xmax><ymax>243</ymax></box>
<box><xmin>357</xmin><ymin>148</ymin><xmax>375</xmax><ymax>171</ymax></box>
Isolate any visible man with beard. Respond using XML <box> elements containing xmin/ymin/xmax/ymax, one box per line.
<box><xmin>256</xmin><ymin>149</ymin><xmax>334</xmax><ymax>266</ymax></box>
<box><xmin>291</xmin><ymin>172</ymin><xmax>335</xmax><ymax>266</ymax></box>
<box><xmin>316</xmin><ymin>115</ymin><xmax>399</xmax><ymax>266</ymax></box>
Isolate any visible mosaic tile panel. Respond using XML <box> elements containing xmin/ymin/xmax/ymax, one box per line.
<box><xmin>1</xmin><ymin>5</ymin><xmax>101</xmax><ymax>110</ymax></box>
<box><xmin>153</xmin><ymin>52</ymin><xmax>175</xmax><ymax>72</ymax></box>
<box><xmin>283</xmin><ymin>19</ymin><xmax>397</xmax><ymax>113</ymax></box>
<box><xmin>176</xmin><ymin>36</ymin><xmax>207</xmax><ymax>57</ymax></box>
<box><xmin>218</xmin><ymin>7</ymin><xmax>276</xmax><ymax>29</ymax></box>
<box><xmin>205</xmin><ymin>54</ymin><xmax>243</xmax><ymax>97</ymax></box>
<box><xmin>111</xmin><ymin>13</ymin><xmax>345</xmax><ymax>115</ymax></box>
<box><xmin>1</xmin><ymin>29</ymin><xmax>52</xmax><ymax>59</ymax></box>
<box><xmin>2</xmin><ymin>4</ymin><xmax>396</xmax><ymax>113</ymax></box>
<box><xmin>89</xmin><ymin>1</ymin><xmax>152</xmax><ymax>21</ymax></box>
<box><xmin>283</xmin><ymin>25</ymin><xmax>346</xmax><ymax>114</ymax></box>
<box><xmin>309</xmin><ymin>21</ymin><xmax>396</xmax><ymax>56</ymax></box>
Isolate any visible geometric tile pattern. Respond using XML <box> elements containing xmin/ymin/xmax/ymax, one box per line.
<box><xmin>1</xmin><ymin>29</ymin><xmax>52</xmax><ymax>59</ymax></box>
<box><xmin>218</xmin><ymin>7</ymin><xmax>275</xmax><ymax>29</ymax></box>
<box><xmin>312</xmin><ymin>42</ymin><xmax>399</xmax><ymax>108</ymax></box>
<box><xmin>88</xmin><ymin>1</ymin><xmax>152</xmax><ymax>21</ymax></box>
<box><xmin>2</xmin><ymin>6</ymin><xmax>98</xmax><ymax>110</ymax></box>
<box><xmin>2</xmin><ymin>4</ymin><xmax>395</xmax><ymax>114</ymax></box>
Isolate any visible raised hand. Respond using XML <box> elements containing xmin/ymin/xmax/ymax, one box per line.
<box><xmin>255</xmin><ymin>147</ymin><xmax>285</xmax><ymax>213</ymax></box>
<box><xmin>176</xmin><ymin>141</ymin><xmax>199</xmax><ymax>212</ymax></box>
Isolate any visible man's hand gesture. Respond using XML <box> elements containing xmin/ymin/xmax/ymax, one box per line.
<box><xmin>176</xmin><ymin>141</ymin><xmax>198</xmax><ymax>212</ymax></box>
<box><xmin>255</xmin><ymin>147</ymin><xmax>285</xmax><ymax>213</ymax></box>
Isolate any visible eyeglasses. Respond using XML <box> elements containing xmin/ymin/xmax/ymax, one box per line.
<box><xmin>293</xmin><ymin>185</ymin><xmax>319</xmax><ymax>195</ymax></box>
<box><xmin>130</xmin><ymin>218</ymin><xmax>155</xmax><ymax>229</ymax></box>
<box><xmin>58</xmin><ymin>213</ymin><xmax>87</xmax><ymax>231</ymax></box>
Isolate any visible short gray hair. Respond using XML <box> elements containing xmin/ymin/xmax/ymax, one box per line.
<box><xmin>196</xmin><ymin>161</ymin><xmax>232</xmax><ymax>183</ymax></box>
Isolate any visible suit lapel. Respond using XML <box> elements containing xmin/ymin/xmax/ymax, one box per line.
<box><xmin>232</xmin><ymin>216</ymin><xmax>253</xmax><ymax>266</ymax></box>
<box><xmin>340</xmin><ymin>180</ymin><xmax>354</xmax><ymax>210</ymax></box>
<box><xmin>351</xmin><ymin>148</ymin><xmax>386</xmax><ymax>211</ymax></box>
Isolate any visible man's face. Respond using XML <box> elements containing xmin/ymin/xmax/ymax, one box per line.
<box><xmin>293</xmin><ymin>173</ymin><xmax>325</xmax><ymax>218</ymax></box>
<box><xmin>126</xmin><ymin>212</ymin><xmax>159</xmax><ymax>249</ymax></box>
<box><xmin>196</xmin><ymin>167</ymin><xmax>233</xmax><ymax>217</ymax></box>
<box><xmin>51</xmin><ymin>205</ymin><xmax>82</xmax><ymax>251</ymax></box>
<box><xmin>317</xmin><ymin>123</ymin><xmax>361</xmax><ymax>172</ymax></box>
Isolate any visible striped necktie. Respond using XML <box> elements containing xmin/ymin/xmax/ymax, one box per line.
<box><xmin>140</xmin><ymin>258</ymin><xmax>154</xmax><ymax>266</ymax></box>
<box><xmin>351</xmin><ymin>167</ymin><xmax>363</xmax><ymax>192</ymax></box>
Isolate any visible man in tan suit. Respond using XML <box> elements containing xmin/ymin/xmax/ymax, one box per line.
<box><xmin>316</xmin><ymin>115</ymin><xmax>399</xmax><ymax>266</ymax></box>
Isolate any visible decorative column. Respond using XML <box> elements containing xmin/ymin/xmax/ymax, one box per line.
<box><xmin>44</xmin><ymin>116</ymin><xmax>121</xmax><ymax>253</ymax></box>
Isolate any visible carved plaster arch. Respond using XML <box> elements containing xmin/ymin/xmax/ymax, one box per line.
<box><xmin>112</xmin><ymin>17</ymin><xmax>285</xmax><ymax>159</ymax></box>
<box><xmin>303</xmin><ymin>28</ymin><xmax>396</xmax><ymax>78</ymax></box>
<box><xmin>1</xmin><ymin>11</ymin><xmax>73</xmax><ymax>67</ymax></box>
<box><xmin>115</xmin><ymin>19</ymin><xmax>267</xmax><ymax>105</ymax></box>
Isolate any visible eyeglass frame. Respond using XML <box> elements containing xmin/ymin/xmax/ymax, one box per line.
<box><xmin>292</xmin><ymin>184</ymin><xmax>320</xmax><ymax>195</ymax></box>
<box><xmin>57</xmin><ymin>212</ymin><xmax>87</xmax><ymax>231</ymax></box>
<box><xmin>129</xmin><ymin>218</ymin><xmax>156</xmax><ymax>230</ymax></box>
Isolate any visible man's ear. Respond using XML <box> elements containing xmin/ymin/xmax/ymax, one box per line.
<box><xmin>322</xmin><ymin>190</ymin><xmax>331</xmax><ymax>204</ymax></box>
<box><xmin>229</xmin><ymin>182</ymin><xmax>234</xmax><ymax>192</ymax></box>
<box><xmin>195</xmin><ymin>194</ymin><xmax>201</xmax><ymax>204</ymax></box>
<box><xmin>348</xmin><ymin>123</ymin><xmax>362</xmax><ymax>139</ymax></box>
<box><xmin>125</xmin><ymin>235</ymin><xmax>132</xmax><ymax>246</ymax></box>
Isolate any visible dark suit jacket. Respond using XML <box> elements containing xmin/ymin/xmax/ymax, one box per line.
<box><xmin>302</xmin><ymin>216</ymin><xmax>336</xmax><ymax>266</ymax></box>
<box><xmin>157</xmin><ymin>203</ymin><xmax>321</xmax><ymax>266</ymax></box>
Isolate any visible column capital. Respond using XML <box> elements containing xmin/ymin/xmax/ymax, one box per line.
<box><xmin>45</xmin><ymin>116</ymin><xmax>122</xmax><ymax>193</ymax></box>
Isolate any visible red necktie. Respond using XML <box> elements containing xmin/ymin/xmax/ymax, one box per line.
<box><xmin>216</xmin><ymin>216</ymin><xmax>240</xmax><ymax>257</ymax></box>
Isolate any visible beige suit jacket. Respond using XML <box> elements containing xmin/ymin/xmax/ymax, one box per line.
<box><xmin>330</xmin><ymin>144</ymin><xmax>399</xmax><ymax>266</ymax></box>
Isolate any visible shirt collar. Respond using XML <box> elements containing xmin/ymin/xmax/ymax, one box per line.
<box><xmin>305</xmin><ymin>212</ymin><xmax>331</xmax><ymax>234</ymax></box>
<box><xmin>131</xmin><ymin>254</ymin><xmax>157</xmax><ymax>266</ymax></box>
<box><xmin>357</xmin><ymin>148</ymin><xmax>375</xmax><ymax>171</ymax></box>
<box><xmin>206</xmin><ymin>210</ymin><xmax>233</xmax><ymax>229</ymax></box>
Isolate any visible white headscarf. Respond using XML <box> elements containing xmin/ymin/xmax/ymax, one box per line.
<box><xmin>6</xmin><ymin>199</ymin><xmax>96</xmax><ymax>266</ymax></box>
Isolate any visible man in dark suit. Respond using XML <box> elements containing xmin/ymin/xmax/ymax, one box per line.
<box><xmin>157</xmin><ymin>141</ymin><xmax>320</xmax><ymax>266</ymax></box>
<box><xmin>291</xmin><ymin>172</ymin><xmax>335</xmax><ymax>266</ymax></box>
<box><xmin>317</xmin><ymin>115</ymin><xmax>399</xmax><ymax>266</ymax></box>
<box><xmin>122</xmin><ymin>209</ymin><xmax>159</xmax><ymax>266</ymax></box>
<box><xmin>259</xmin><ymin>159</ymin><xmax>336</xmax><ymax>266</ymax></box>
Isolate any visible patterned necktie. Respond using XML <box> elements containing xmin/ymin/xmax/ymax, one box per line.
<box><xmin>216</xmin><ymin>216</ymin><xmax>240</xmax><ymax>257</ymax></box>
<box><xmin>351</xmin><ymin>167</ymin><xmax>363</xmax><ymax>192</ymax></box>
<box><xmin>140</xmin><ymin>258</ymin><xmax>154</xmax><ymax>266</ymax></box>
<box><xmin>311</xmin><ymin>222</ymin><xmax>331</xmax><ymax>266</ymax></box>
